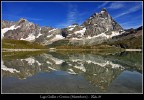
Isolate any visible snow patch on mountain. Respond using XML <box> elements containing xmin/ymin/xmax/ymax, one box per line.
<box><xmin>36</xmin><ymin>32</ymin><xmax>42</xmax><ymax>38</ymax></box>
<box><xmin>86</xmin><ymin>60</ymin><xmax>124</xmax><ymax>69</ymax></box>
<box><xmin>70</xmin><ymin>58</ymin><xmax>124</xmax><ymax>69</ymax></box>
<box><xmin>68</xmin><ymin>27</ymin><xmax>74</xmax><ymax>31</ymax></box>
<box><xmin>20</xmin><ymin>33</ymin><xmax>36</xmax><ymax>41</ymax></box>
<box><xmin>111</xmin><ymin>31</ymin><xmax>122</xmax><ymax>37</ymax></box>
<box><xmin>73</xmin><ymin>63</ymin><xmax>86</xmax><ymax>72</ymax></box>
<box><xmin>71</xmin><ymin>38</ymin><xmax>82</xmax><ymax>40</ymax></box>
<box><xmin>48</xmin><ymin>67</ymin><xmax>56</xmax><ymax>71</ymax></box>
<box><xmin>74</xmin><ymin>27</ymin><xmax>86</xmax><ymax>35</ymax></box>
<box><xmin>24</xmin><ymin>57</ymin><xmax>35</xmax><ymax>65</ymax></box>
<box><xmin>86</xmin><ymin>31</ymin><xmax>122</xmax><ymax>39</ymax></box>
<box><xmin>46</xmin><ymin>61</ymin><xmax>52</xmax><ymax>65</ymax></box>
<box><xmin>36</xmin><ymin>61</ymin><xmax>41</xmax><ymax>66</ymax></box>
<box><xmin>22</xmin><ymin>57</ymin><xmax>41</xmax><ymax>66</ymax></box>
<box><xmin>68</xmin><ymin>69</ymin><xmax>77</xmax><ymax>74</ymax></box>
<box><xmin>1</xmin><ymin>25</ymin><xmax>20</xmax><ymax>38</ymax></box>
<box><xmin>47</xmin><ymin>34</ymin><xmax>53</xmax><ymax>38</ymax></box>
<box><xmin>50</xmin><ymin>34</ymin><xmax>65</xmax><ymax>42</ymax></box>
<box><xmin>68</xmin><ymin>25</ymin><xmax>77</xmax><ymax>31</ymax></box>
<box><xmin>68</xmin><ymin>25</ymin><xmax>77</xmax><ymax>28</ymax></box>
<box><xmin>101</xmin><ymin>10</ymin><xmax>105</xmax><ymax>14</ymax></box>
<box><xmin>49</xmin><ymin>29</ymin><xmax>57</xmax><ymax>33</ymax></box>
<box><xmin>72</xmin><ymin>59</ymin><xmax>82</xmax><ymax>62</ymax></box>
<box><xmin>1</xmin><ymin>60</ymin><xmax>20</xmax><ymax>73</ymax></box>
<box><xmin>50</xmin><ymin>56</ymin><xmax>64</xmax><ymax>64</ymax></box>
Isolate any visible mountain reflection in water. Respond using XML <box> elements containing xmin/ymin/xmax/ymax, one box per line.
<box><xmin>2</xmin><ymin>51</ymin><xmax>142</xmax><ymax>93</ymax></box>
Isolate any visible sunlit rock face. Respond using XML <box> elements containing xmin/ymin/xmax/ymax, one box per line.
<box><xmin>82</xmin><ymin>8</ymin><xmax>123</xmax><ymax>37</ymax></box>
<box><xmin>67</xmin><ymin>8</ymin><xmax>124</xmax><ymax>45</ymax></box>
<box><xmin>2</xmin><ymin>18</ymin><xmax>64</xmax><ymax>45</ymax></box>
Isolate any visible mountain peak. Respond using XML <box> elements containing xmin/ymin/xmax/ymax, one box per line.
<box><xmin>101</xmin><ymin>8</ymin><xmax>107</xmax><ymax>12</ymax></box>
<box><xmin>18</xmin><ymin>18</ymin><xmax>28</xmax><ymax>22</ymax></box>
<box><xmin>82</xmin><ymin>8</ymin><xmax>123</xmax><ymax>37</ymax></box>
<box><xmin>17</xmin><ymin>18</ymin><xmax>28</xmax><ymax>25</ymax></box>
<box><xmin>100</xmin><ymin>8</ymin><xmax>108</xmax><ymax>15</ymax></box>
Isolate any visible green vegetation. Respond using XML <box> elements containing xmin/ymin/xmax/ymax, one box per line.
<box><xmin>2</xmin><ymin>39</ymin><xmax>48</xmax><ymax>49</ymax></box>
<box><xmin>48</xmin><ymin>39</ymin><xmax>124</xmax><ymax>51</ymax></box>
<box><xmin>2</xmin><ymin>50</ymin><xmax>48</xmax><ymax>60</ymax></box>
<box><xmin>48</xmin><ymin>39</ymin><xmax>70</xmax><ymax>47</ymax></box>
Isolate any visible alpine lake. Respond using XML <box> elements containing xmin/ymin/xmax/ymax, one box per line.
<box><xmin>2</xmin><ymin>50</ymin><xmax>142</xmax><ymax>93</ymax></box>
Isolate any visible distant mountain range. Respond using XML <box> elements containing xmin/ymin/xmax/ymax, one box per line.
<box><xmin>1</xmin><ymin>8</ymin><xmax>142</xmax><ymax>49</ymax></box>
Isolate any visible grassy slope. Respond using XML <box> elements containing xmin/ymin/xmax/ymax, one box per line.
<box><xmin>48</xmin><ymin>40</ymin><xmax>120</xmax><ymax>48</ymax></box>
<box><xmin>48</xmin><ymin>39</ymin><xmax>70</xmax><ymax>48</ymax></box>
<box><xmin>105</xmin><ymin>36</ymin><xmax>142</xmax><ymax>49</ymax></box>
<box><xmin>2</xmin><ymin>32</ymin><xmax>142</xmax><ymax>50</ymax></box>
<box><xmin>2</xmin><ymin>39</ymin><xmax>47</xmax><ymax>49</ymax></box>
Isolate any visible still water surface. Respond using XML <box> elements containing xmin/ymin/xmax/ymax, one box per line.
<box><xmin>2</xmin><ymin>51</ymin><xmax>142</xmax><ymax>93</ymax></box>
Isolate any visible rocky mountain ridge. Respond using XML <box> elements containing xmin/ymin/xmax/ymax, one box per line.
<box><xmin>1</xmin><ymin>8</ymin><xmax>141</xmax><ymax>47</ymax></box>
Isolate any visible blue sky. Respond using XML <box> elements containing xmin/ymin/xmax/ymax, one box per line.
<box><xmin>2</xmin><ymin>1</ymin><xmax>142</xmax><ymax>29</ymax></box>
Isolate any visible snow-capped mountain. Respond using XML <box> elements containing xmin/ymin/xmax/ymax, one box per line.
<box><xmin>2</xmin><ymin>18</ymin><xmax>64</xmax><ymax>45</ymax></box>
<box><xmin>1</xmin><ymin>8</ymin><xmax>127</xmax><ymax>46</ymax></box>
<box><xmin>67</xmin><ymin>8</ymin><xmax>125</xmax><ymax>45</ymax></box>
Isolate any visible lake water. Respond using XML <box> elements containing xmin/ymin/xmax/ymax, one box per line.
<box><xmin>2</xmin><ymin>51</ymin><xmax>142</xmax><ymax>93</ymax></box>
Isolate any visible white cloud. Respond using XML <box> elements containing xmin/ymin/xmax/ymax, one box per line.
<box><xmin>67</xmin><ymin>5</ymin><xmax>78</xmax><ymax>25</ymax></box>
<box><xmin>98</xmin><ymin>2</ymin><xmax>109</xmax><ymax>9</ymax></box>
<box><xmin>114</xmin><ymin>4</ymin><xmax>142</xmax><ymax>18</ymax></box>
<box><xmin>108</xmin><ymin>2</ymin><xmax>124</xmax><ymax>9</ymax></box>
